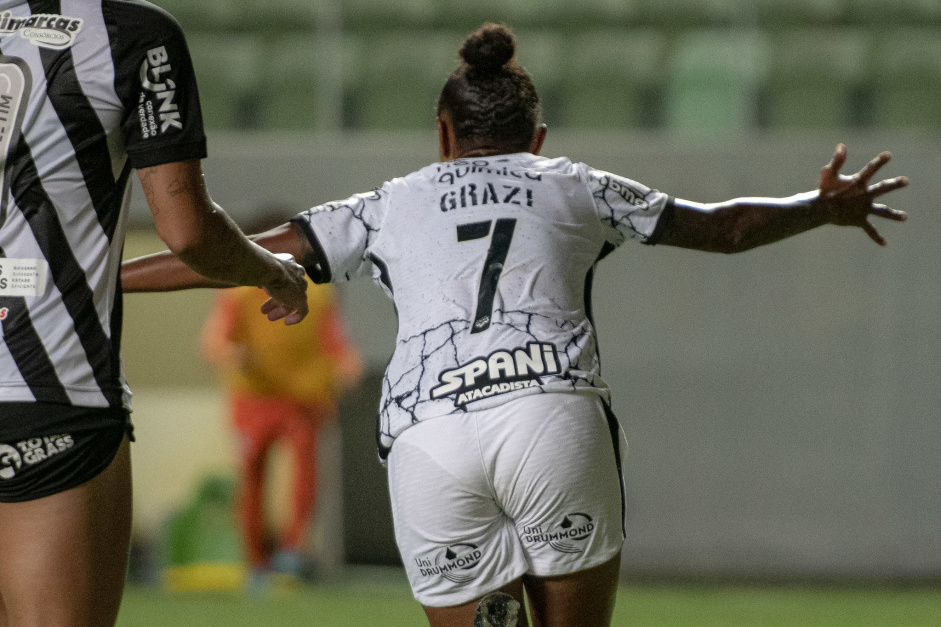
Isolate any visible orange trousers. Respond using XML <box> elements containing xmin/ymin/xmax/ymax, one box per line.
<box><xmin>229</xmin><ymin>392</ymin><xmax>333</xmax><ymax>568</ymax></box>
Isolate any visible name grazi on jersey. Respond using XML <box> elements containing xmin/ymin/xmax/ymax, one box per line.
<box><xmin>0</xmin><ymin>11</ymin><xmax>83</xmax><ymax>50</ymax></box>
<box><xmin>437</xmin><ymin>158</ymin><xmax>542</xmax><ymax>212</ymax></box>
<box><xmin>430</xmin><ymin>342</ymin><xmax>561</xmax><ymax>408</ymax></box>
<box><xmin>137</xmin><ymin>46</ymin><xmax>183</xmax><ymax>139</ymax></box>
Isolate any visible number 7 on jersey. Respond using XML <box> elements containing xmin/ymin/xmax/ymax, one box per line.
<box><xmin>457</xmin><ymin>218</ymin><xmax>517</xmax><ymax>334</ymax></box>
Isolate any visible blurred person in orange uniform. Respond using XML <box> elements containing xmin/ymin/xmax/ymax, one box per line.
<box><xmin>201</xmin><ymin>213</ymin><xmax>363</xmax><ymax>586</ymax></box>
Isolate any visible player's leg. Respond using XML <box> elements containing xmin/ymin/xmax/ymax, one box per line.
<box><xmin>276</xmin><ymin>402</ymin><xmax>325</xmax><ymax>559</ymax></box>
<box><xmin>386</xmin><ymin>414</ymin><xmax>531</xmax><ymax>627</ymax></box>
<box><xmin>479</xmin><ymin>392</ymin><xmax>628</xmax><ymax>627</ymax></box>
<box><xmin>231</xmin><ymin>393</ymin><xmax>280</xmax><ymax>571</ymax></box>
<box><xmin>422</xmin><ymin>579</ymin><xmax>527</xmax><ymax>627</ymax></box>
<box><xmin>0</xmin><ymin>435</ymin><xmax>132</xmax><ymax>627</ymax></box>
<box><xmin>522</xmin><ymin>552</ymin><xmax>621</xmax><ymax>627</ymax></box>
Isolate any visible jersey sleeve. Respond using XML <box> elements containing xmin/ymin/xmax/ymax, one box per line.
<box><xmin>105</xmin><ymin>2</ymin><xmax>207</xmax><ymax>168</ymax></box>
<box><xmin>289</xmin><ymin>186</ymin><xmax>389</xmax><ymax>283</ymax></box>
<box><xmin>582</xmin><ymin>165</ymin><xmax>675</xmax><ymax>247</ymax></box>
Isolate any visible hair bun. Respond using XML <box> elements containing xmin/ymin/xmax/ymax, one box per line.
<box><xmin>460</xmin><ymin>23</ymin><xmax>515</xmax><ymax>72</ymax></box>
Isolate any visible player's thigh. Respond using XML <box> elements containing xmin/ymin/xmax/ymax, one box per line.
<box><xmin>0</xmin><ymin>435</ymin><xmax>132</xmax><ymax>627</ymax></box>
<box><xmin>422</xmin><ymin>577</ymin><xmax>528</xmax><ymax>627</ymax></box>
<box><xmin>483</xmin><ymin>393</ymin><xmax>627</xmax><ymax>579</ymax></box>
<box><xmin>387</xmin><ymin>415</ymin><xmax>529</xmax><ymax>610</ymax></box>
<box><xmin>523</xmin><ymin>551</ymin><xmax>621</xmax><ymax>627</ymax></box>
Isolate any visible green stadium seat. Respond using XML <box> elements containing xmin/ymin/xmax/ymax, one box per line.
<box><xmin>260</xmin><ymin>37</ymin><xmax>326</xmax><ymax>130</ymax></box>
<box><xmin>185</xmin><ymin>34</ymin><xmax>266</xmax><ymax>129</ymax></box>
<box><xmin>666</xmin><ymin>30</ymin><xmax>768</xmax><ymax>135</ymax></box>
<box><xmin>848</xmin><ymin>0</ymin><xmax>941</xmax><ymax>26</ymax></box>
<box><xmin>763</xmin><ymin>30</ymin><xmax>870</xmax><ymax>129</ymax></box>
<box><xmin>340</xmin><ymin>0</ymin><xmax>440</xmax><ymax>30</ymax></box>
<box><xmin>754</xmin><ymin>0</ymin><xmax>844</xmax><ymax>27</ymax></box>
<box><xmin>634</xmin><ymin>0</ymin><xmax>733</xmax><ymax>28</ymax></box>
<box><xmin>559</xmin><ymin>30</ymin><xmax>667</xmax><ymax>129</ymax></box>
<box><xmin>872</xmin><ymin>29</ymin><xmax>941</xmax><ymax>128</ymax></box>
<box><xmin>347</xmin><ymin>32</ymin><xmax>464</xmax><ymax>129</ymax></box>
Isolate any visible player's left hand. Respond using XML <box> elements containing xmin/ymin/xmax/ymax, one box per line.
<box><xmin>817</xmin><ymin>143</ymin><xmax>908</xmax><ymax>246</ymax></box>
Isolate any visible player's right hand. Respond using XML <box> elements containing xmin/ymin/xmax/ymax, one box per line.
<box><xmin>260</xmin><ymin>252</ymin><xmax>308</xmax><ymax>325</ymax></box>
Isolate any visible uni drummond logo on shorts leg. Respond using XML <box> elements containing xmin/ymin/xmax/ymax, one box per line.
<box><xmin>523</xmin><ymin>513</ymin><xmax>595</xmax><ymax>554</ymax></box>
<box><xmin>430</xmin><ymin>342</ymin><xmax>560</xmax><ymax>408</ymax></box>
<box><xmin>415</xmin><ymin>543</ymin><xmax>483</xmax><ymax>584</ymax></box>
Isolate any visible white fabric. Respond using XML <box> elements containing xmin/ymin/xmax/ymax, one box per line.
<box><xmin>295</xmin><ymin>152</ymin><xmax>671</xmax><ymax>452</ymax></box>
<box><xmin>387</xmin><ymin>391</ymin><xmax>627</xmax><ymax>607</ymax></box>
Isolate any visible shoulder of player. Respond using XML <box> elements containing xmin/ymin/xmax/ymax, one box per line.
<box><xmin>101</xmin><ymin>0</ymin><xmax>186</xmax><ymax>38</ymax></box>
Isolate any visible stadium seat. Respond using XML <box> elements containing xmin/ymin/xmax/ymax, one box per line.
<box><xmin>634</xmin><ymin>0</ymin><xmax>733</xmax><ymax>28</ymax></box>
<box><xmin>665</xmin><ymin>30</ymin><xmax>768</xmax><ymax>135</ymax></box>
<box><xmin>340</xmin><ymin>0</ymin><xmax>439</xmax><ymax>30</ymax></box>
<box><xmin>186</xmin><ymin>34</ymin><xmax>266</xmax><ymax>129</ymax></box>
<box><xmin>847</xmin><ymin>0</ymin><xmax>941</xmax><ymax>26</ymax></box>
<box><xmin>260</xmin><ymin>35</ymin><xmax>353</xmax><ymax>130</ymax></box>
<box><xmin>763</xmin><ymin>30</ymin><xmax>870</xmax><ymax>129</ymax></box>
<box><xmin>754</xmin><ymin>0</ymin><xmax>845</xmax><ymax>26</ymax></box>
<box><xmin>872</xmin><ymin>29</ymin><xmax>941</xmax><ymax>128</ymax></box>
<box><xmin>559</xmin><ymin>30</ymin><xmax>667</xmax><ymax>129</ymax></box>
<box><xmin>346</xmin><ymin>32</ymin><xmax>464</xmax><ymax>129</ymax></box>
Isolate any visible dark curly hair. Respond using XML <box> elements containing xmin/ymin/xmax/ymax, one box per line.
<box><xmin>437</xmin><ymin>23</ymin><xmax>542</xmax><ymax>155</ymax></box>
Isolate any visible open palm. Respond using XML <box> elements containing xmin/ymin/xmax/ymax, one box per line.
<box><xmin>818</xmin><ymin>143</ymin><xmax>908</xmax><ymax>246</ymax></box>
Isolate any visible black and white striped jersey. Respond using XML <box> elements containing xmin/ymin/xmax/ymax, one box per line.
<box><xmin>292</xmin><ymin>153</ymin><xmax>674</xmax><ymax>457</ymax></box>
<box><xmin>0</xmin><ymin>0</ymin><xmax>206</xmax><ymax>409</ymax></box>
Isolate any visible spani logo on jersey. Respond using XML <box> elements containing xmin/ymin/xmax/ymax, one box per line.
<box><xmin>137</xmin><ymin>46</ymin><xmax>183</xmax><ymax>139</ymax></box>
<box><xmin>430</xmin><ymin>342</ymin><xmax>560</xmax><ymax>408</ymax></box>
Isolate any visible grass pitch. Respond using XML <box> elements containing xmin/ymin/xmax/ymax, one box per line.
<box><xmin>116</xmin><ymin>569</ymin><xmax>941</xmax><ymax>627</ymax></box>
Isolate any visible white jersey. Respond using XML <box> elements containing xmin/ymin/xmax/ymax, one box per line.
<box><xmin>292</xmin><ymin>152</ymin><xmax>673</xmax><ymax>457</ymax></box>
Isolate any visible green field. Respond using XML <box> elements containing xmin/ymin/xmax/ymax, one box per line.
<box><xmin>116</xmin><ymin>570</ymin><xmax>941</xmax><ymax>627</ymax></box>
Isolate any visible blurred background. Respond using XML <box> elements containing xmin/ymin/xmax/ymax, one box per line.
<box><xmin>118</xmin><ymin>0</ymin><xmax>939</xmax><ymax>623</ymax></box>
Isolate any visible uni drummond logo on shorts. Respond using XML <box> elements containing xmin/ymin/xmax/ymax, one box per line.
<box><xmin>415</xmin><ymin>543</ymin><xmax>483</xmax><ymax>584</ymax></box>
<box><xmin>0</xmin><ymin>435</ymin><xmax>74</xmax><ymax>480</ymax></box>
<box><xmin>523</xmin><ymin>513</ymin><xmax>595</xmax><ymax>554</ymax></box>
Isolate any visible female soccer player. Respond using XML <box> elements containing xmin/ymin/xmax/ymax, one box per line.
<box><xmin>122</xmin><ymin>23</ymin><xmax>908</xmax><ymax>627</ymax></box>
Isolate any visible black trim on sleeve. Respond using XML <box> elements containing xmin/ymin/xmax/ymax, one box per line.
<box><xmin>289</xmin><ymin>217</ymin><xmax>332</xmax><ymax>284</ymax></box>
<box><xmin>103</xmin><ymin>0</ymin><xmax>207</xmax><ymax>170</ymax></box>
<box><xmin>126</xmin><ymin>140</ymin><xmax>207</xmax><ymax>170</ymax></box>
<box><xmin>643</xmin><ymin>196</ymin><xmax>676</xmax><ymax>246</ymax></box>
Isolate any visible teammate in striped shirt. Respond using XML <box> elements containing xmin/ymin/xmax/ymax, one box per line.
<box><xmin>0</xmin><ymin>1</ymin><xmax>307</xmax><ymax>625</ymax></box>
<box><xmin>122</xmin><ymin>23</ymin><xmax>908</xmax><ymax>627</ymax></box>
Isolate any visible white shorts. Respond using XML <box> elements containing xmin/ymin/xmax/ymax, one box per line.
<box><xmin>387</xmin><ymin>391</ymin><xmax>627</xmax><ymax>607</ymax></box>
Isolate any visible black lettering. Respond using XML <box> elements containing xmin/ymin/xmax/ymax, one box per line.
<box><xmin>481</xmin><ymin>183</ymin><xmax>498</xmax><ymax>205</ymax></box>
<box><xmin>466</xmin><ymin>183</ymin><xmax>478</xmax><ymax>206</ymax></box>
<box><xmin>502</xmin><ymin>185</ymin><xmax>521</xmax><ymax>205</ymax></box>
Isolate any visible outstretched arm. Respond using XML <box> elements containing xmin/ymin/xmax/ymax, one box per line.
<box><xmin>658</xmin><ymin>145</ymin><xmax>909</xmax><ymax>253</ymax></box>
<box><xmin>122</xmin><ymin>220</ymin><xmax>318</xmax><ymax>292</ymax></box>
<box><xmin>137</xmin><ymin>160</ymin><xmax>310</xmax><ymax>323</ymax></box>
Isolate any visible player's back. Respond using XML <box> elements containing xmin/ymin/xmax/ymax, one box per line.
<box><xmin>294</xmin><ymin>150</ymin><xmax>672</xmax><ymax>454</ymax></box>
